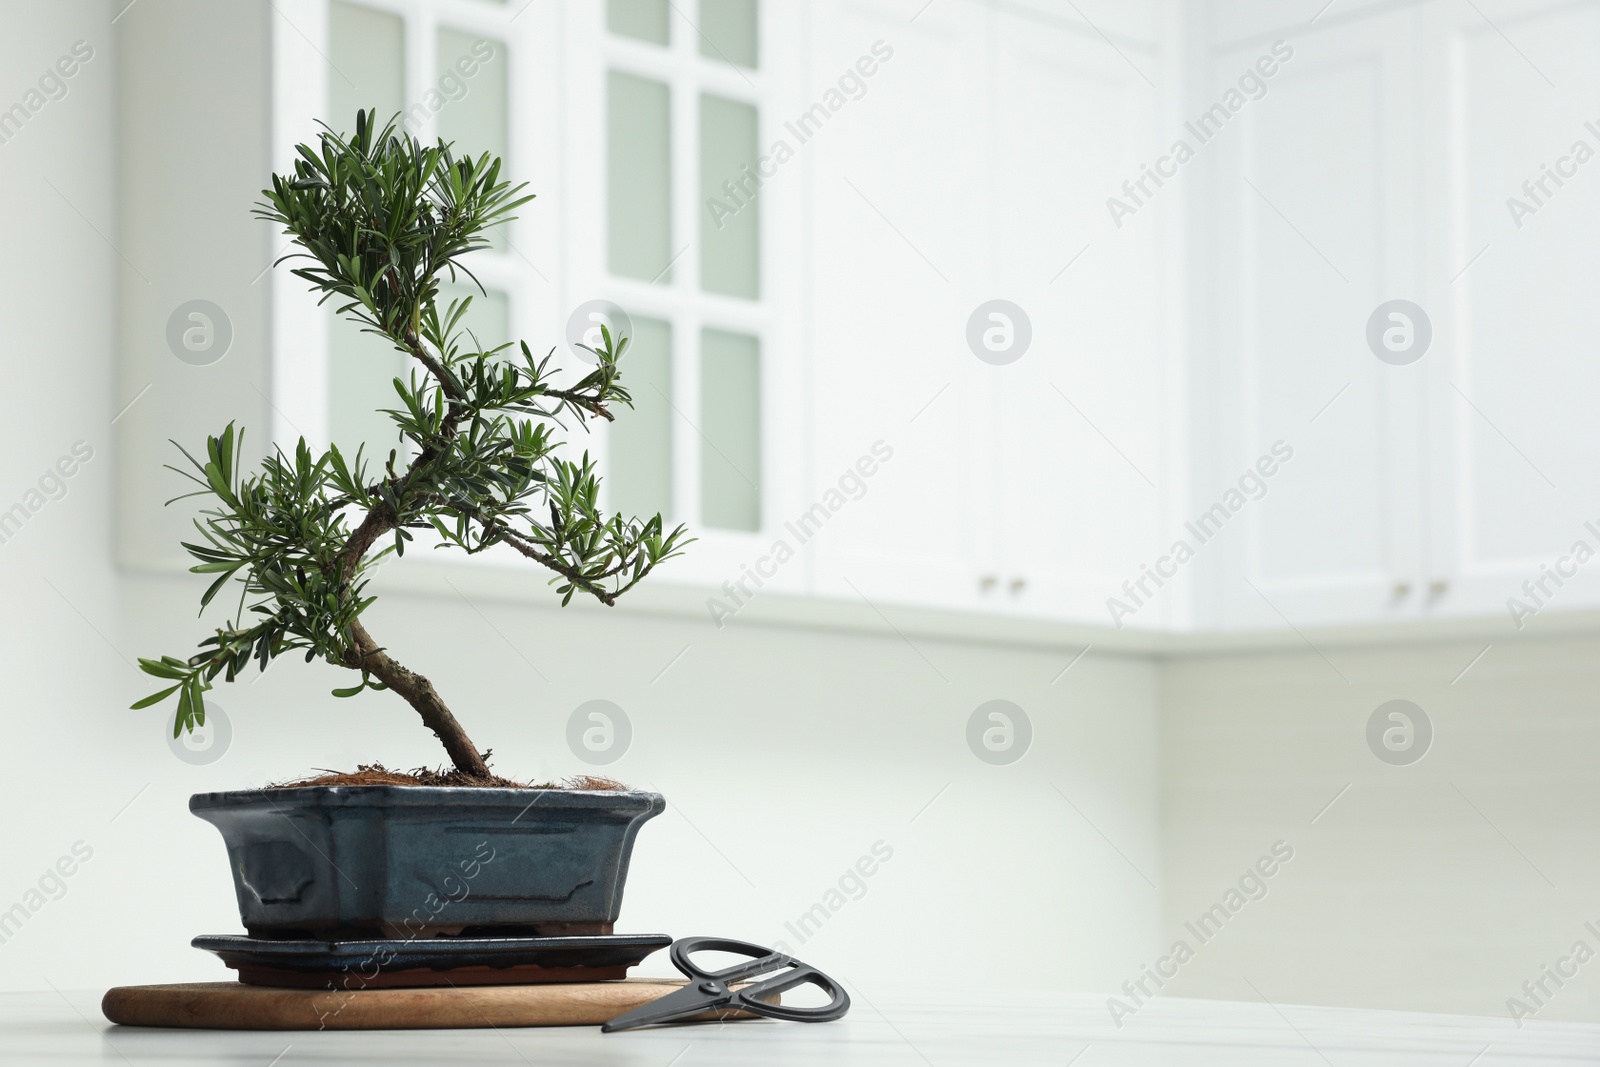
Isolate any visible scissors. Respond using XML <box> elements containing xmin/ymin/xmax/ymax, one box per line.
<box><xmin>601</xmin><ymin>936</ymin><xmax>851</xmax><ymax>1032</ymax></box>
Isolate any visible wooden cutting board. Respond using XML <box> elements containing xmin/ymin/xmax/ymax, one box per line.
<box><xmin>102</xmin><ymin>978</ymin><xmax>761</xmax><ymax>1030</ymax></box>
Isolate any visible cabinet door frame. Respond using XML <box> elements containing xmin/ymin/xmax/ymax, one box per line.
<box><xmin>801</xmin><ymin>0</ymin><xmax>1000</xmax><ymax>615</ymax></box>
<box><xmin>267</xmin><ymin>0</ymin><xmax>812</xmax><ymax>599</ymax></box>
<box><xmin>804</xmin><ymin>0</ymin><xmax>1175</xmax><ymax>625</ymax></box>
<box><xmin>270</xmin><ymin>0</ymin><xmax>546</xmax><ymax>457</ymax></box>
<box><xmin>989</xmin><ymin>6</ymin><xmax>1173</xmax><ymax>628</ymax></box>
<box><xmin>564</xmin><ymin>0</ymin><xmax>809</xmax><ymax>595</ymax></box>
<box><xmin>1197</xmin><ymin>6</ymin><xmax>1429</xmax><ymax>631</ymax></box>
<box><xmin>1418</xmin><ymin>0</ymin><xmax>1600</xmax><ymax>624</ymax></box>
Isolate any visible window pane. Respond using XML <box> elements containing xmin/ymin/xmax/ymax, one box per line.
<box><xmin>329</xmin><ymin>1</ymin><xmax>404</xmax><ymax>132</ymax></box>
<box><xmin>609</xmin><ymin>317</ymin><xmax>673</xmax><ymax>520</ymax></box>
<box><xmin>329</xmin><ymin>2</ymin><xmax>405</xmax><ymax>466</ymax></box>
<box><xmin>608</xmin><ymin>72</ymin><xmax>673</xmax><ymax>283</ymax></box>
<box><xmin>439</xmin><ymin>284</ymin><xmax>511</xmax><ymax>358</ymax></box>
<box><xmin>700</xmin><ymin>328</ymin><xmax>760</xmax><ymax>531</ymax></box>
<box><xmin>699</xmin><ymin>93</ymin><xmax>759</xmax><ymax>298</ymax></box>
<box><xmin>698</xmin><ymin>0</ymin><xmax>757</xmax><ymax>68</ymax></box>
<box><xmin>434</xmin><ymin>30</ymin><xmax>508</xmax><ymax>160</ymax></box>
<box><xmin>329</xmin><ymin>324</ymin><xmax>408</xmax><ymax>469</ymax></box>
<box><xmin>608</xmin><ymin>0</ymin><xmax>669</xmax><ymax>45</ymax></box>
<box><xmin>435</xmin><ymin>29</ymin><xmax>509</xmax><ymax>250</ymax></box>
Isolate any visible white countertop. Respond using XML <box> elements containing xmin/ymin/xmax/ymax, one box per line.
<box><xmin>5</xmin><ymin>986</ymin><xmax>1598</xmax><ymax>1065</ymax></box>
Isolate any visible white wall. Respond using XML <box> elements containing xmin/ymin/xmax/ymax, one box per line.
<box><xmin>1159</xmin><ymin>635</ymin><xmax>1600</xmax><ymax>1024</ymax></box>
<box><xmin>0</xmin><ymin>0</ymin><xmax>1163</xmax><ymax>998</ymax></box>
<box><xmin>0</xmin><ymin>0</ymin><xmax>121</xmax><ymax>988</ymax></box>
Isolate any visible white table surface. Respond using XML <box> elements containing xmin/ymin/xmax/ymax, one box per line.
<box><xmin>5</xmin><ymin>986</ymin><xmax>1598</xmax><ymax>1065</ymax></box>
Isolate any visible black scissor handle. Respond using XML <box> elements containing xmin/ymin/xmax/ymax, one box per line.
<box><xmin>670</xmin><ymin>936</ymin><xmax>789</xmax><ymax>982</ymax></box>
<box><xmin>671</xmin><ymin>937</ymin><xmax>851</xmax><ymax>1024</ymax></box>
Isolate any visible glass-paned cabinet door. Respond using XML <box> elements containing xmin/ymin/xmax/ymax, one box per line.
<box><xmin>699</xmin><ymin>93</ymin><xmax>760</xmax><ymax>299</ymax></box>
<box><xmin>608</xmin><ymin>0</ymin><xmax>670</xmax><ymax>46</ymax></box>
<box><xmin>601</xmin><ymin>0</ymin><xmax>769</xmax><ymax>539</ymax></box>
<box><xmin>607</xmin><ymin>71</ymin><xmax>674</xmax><ymax>282</ymax></box>
<box><xmin>325</xmin><ymin>0</ymin><xmax>520</xmax><ymax>465</ymax></box>
<box><xmin>607</xmin><ymin>317</ymin><xmax>675</xmax><ymax>521</ymax></box>
<box><xmin>436</xmin><ymin>27</ymin><xmax>509</xmax><ymax>250</ymax></box>
<box><xmin>700</xmin><ymin>328</ymin><xmax>761</xmax><ymax>531</ymax></box>
<box><xmin>327</xmin><ymin>1</ymin><xmax>407</xmax><ymax>464</ymax></box>
<box><xmin>700</xmin><ymin>0</ymin><xmax>758</xmax><ymax>67</ymax></box>
<box><xmin>439</xmin><ymin>284</ymin><xmax>511</xmax><ymax>358</ymax></box>
<box><xmin>329</xmin><ymin>1</ymin><xmax>402</xmax><ymax>125</ymax></box>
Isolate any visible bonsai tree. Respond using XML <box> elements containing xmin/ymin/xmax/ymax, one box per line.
<box><xmin>133</xmin><ymin>111</ymin><xmax>689</xmax><ymax>782</ymax></box>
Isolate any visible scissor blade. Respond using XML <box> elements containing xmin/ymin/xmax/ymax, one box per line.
<box><xmin>602</xmin><ymin>983</ymin><xmax>731</xmax><ymax>1033</ymax></box>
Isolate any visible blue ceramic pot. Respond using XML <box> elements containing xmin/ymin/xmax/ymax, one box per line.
<box><xmin>191</xmin><ymin>786</ymin><xmax>664</xmax><ymax>938</ymax></box>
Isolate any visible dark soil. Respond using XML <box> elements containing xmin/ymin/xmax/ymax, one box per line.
<box><xmin>269</xmin><ymin>762</ymin><xmax>629</xmax><ymax>791</ymax></box>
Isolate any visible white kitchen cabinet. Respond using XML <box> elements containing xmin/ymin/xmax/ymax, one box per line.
<box><xmin>1207</xmin><ymin>0</ymin><xmax>1397</xmax><ymax>46</ymax></box>
<box><xmin>988</xmin><ymin>8</ymin><xmax>1170</xmax><ymax>626</ymax></box>
<box><xmin>235</xmin><ymin>0</ymin><xmax>1600</xmax><ymax>638</ymax></box>
<box><xmin>1193</xmin><ymin>5</ymin><xmax>1428</xmax><ymax>631</ymax></box>
<box><xmin>803</xmin><ymin>0</ymin><xmax>1003</xmax><ymax>615</ymax></box>
<box><xmin>806</xmin><ymin>0</ymin><xmax>1173</xmax><ymax>626</ymax></box>
<box><xmin>1199</xmin><ymin>0</ymin><xmax>1600</xmax><ymax>632</ymax></box>
<box><xmin>1419</xmin><ymin>0</ymin><xmax>1600</xmax><ymax>623</ymax></box>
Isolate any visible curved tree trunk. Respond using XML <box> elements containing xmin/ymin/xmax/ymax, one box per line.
<box><xmin>336</xmin><ymin>509</ymin><xmax>489</xmax><ymax>779</ymax></box>
<box><xmin>346</xmin><ymin>617</ymin><xmax>492</xmax><ymax>779</ymax></box>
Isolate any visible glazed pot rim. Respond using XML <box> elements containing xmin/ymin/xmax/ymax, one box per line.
<box><xmin>189</xmin><ymin>785</ymin><xmax>666</xmax><ymax>811</ymax></box>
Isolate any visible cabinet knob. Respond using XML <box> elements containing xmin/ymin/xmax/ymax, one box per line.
<box><xmin>979</xmin><ymin>574</ymin><xmax>998</xmax><ymax>593</ymax></box>
<box><xmin>1429</xmin><ymin>579</ymin><xmax>1449</xmax><ymax>598</ymax></box>
<box><xmin>1009</xmin><ymin>577</ymin><xmax>1027</xmax><ymax>595</ymax></box>
<box><xmin>1392</xmin><ymin>581</ymin><xmax>1412</xmax><ymax>599</ymax></box>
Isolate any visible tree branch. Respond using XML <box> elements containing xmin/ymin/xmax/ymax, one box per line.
<box><xmin>402</xmin><ymin>332</ymin><xmax>466</xmax><ymax>404</ymax></box>
<box><xmin>342</xmin><ymin>617</ymin><xmax>490</xmax><ymax>779</ymax></box>
<box><xmin>329</xmin><ymin>413</ymin><xmax>495</xmax><ymax>775</ymax></box>
<box><xmin>542</xmin><ymin>386</ymin><xmax>615</xmax><ymax>422</ymax></box>
<box><xmin>493</xmin><ymin>524</ymin><xmax>618</xmax><ymax>605</ymax></box>
<box><xmin>338</xmin><ymin>505</ymin><xmax>398</xmax><ymax>583</ymax></box>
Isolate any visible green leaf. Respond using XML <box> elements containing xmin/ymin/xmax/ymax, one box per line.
<box><xmin>138</xmin><ymin>657</ymin><xmax>189</xmax><ymax>681</ymax></box>
<box><xmin>174</xmin><ymin>684</ymin><xmax>194</xmax><ymax>738</ymax></box>
<box><xmin>130</xmin><ymin>685</ymin><xmax>181</xmax><ymax>710</ymax></box>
